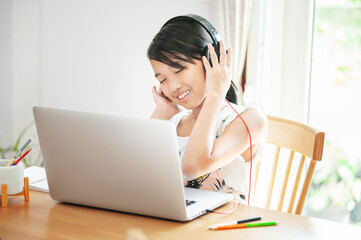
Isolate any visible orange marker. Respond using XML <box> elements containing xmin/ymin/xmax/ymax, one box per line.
<box><xmin>210</xmin><ymin>222</ymin><xmax>277</xmax><ymax>230</ymax></box>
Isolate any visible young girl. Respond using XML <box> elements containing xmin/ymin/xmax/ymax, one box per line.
<box><xmin>147</xmin><ymin>15</ymin><xmax>267</xmax><ymax>202</ymax></box>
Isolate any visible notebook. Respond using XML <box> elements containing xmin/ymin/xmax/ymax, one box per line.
<box><xmin>33</xmin><ymin>106</ymin><xmax>233</xmax><ymax>221</ymax></box>
<box><xmin>24</xmin><ymin>166</ymin><xmax>49</xmax><ymax>193</ymax></box>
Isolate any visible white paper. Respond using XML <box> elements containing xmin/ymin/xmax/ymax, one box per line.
<box><xmin>24</xmin><ymin>166</ymin><xmax>47</xmax><ymax>184</ymax></box>
<box><xmin>24</xmin><ymin>166</ymin><xmax>49</xmax><ymax>192</ymax></box>
<box><xmin>29</xmin><ymin>178</ymin><xmax>49</xmax><ymax>193</ymax></box>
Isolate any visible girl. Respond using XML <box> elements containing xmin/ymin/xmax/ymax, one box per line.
<box><xmin>147</xmin><ymin>15</ymin><xmax>267</xmax><ymax>202</ymax></box>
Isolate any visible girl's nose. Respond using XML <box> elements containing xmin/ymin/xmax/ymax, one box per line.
<box><xmin>170</xmin><ymin>78</ymin><xmax>182</xmax><ymax>92</ymax></box>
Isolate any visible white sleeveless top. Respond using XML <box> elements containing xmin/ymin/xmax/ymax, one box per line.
<box><xmin>170</xmin><ymin>102</ymin><xmax>266</xmax><ymax>201</ymax></box>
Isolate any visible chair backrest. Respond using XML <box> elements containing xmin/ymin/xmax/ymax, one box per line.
<box><xmin>252</xmin><ymin>115</ymin><xmax>325</xmax><ymax>215</ymax></box>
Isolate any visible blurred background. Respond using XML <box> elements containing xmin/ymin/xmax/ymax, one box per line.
<box><xmin>307</xmin><ymin>0</ymin><xmax>361</xmax><ymax>226</ymax></box>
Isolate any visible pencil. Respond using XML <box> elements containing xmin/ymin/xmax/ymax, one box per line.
<box><xmin>207</xmin><ymin>216</ymin><xmax>262</xmax><ymax>229</ymax></box>
<box><xmin>12</xmin><ymin>148</ymin><xmax>32</xmax><ymax>166</ymax></box>
<box><xmin>210</xmin><ymin>221</ymin><xmax>277</xmax><ymax>230</ymax></box>
<box><xmin>6</xmin><ymin>138</ymin><xmax>32</xmax><ymax>166</ymax></box>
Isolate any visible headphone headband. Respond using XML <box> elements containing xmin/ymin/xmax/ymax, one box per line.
<box><xmin>161</xmin><ymin>14</ymin><xmax>222</xmax><ymax>45</ymax></box>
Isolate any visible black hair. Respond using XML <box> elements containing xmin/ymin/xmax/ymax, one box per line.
<box><xmin>147</xmin><ymin>17</ymin><xmax>238</xmax><ymax>104</ymax></box>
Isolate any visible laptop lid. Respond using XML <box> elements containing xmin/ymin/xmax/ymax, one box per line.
<box><xmin>33</xmin><ymin>106</ymin><xmax>232</xmax><ymax>221</ymax></box>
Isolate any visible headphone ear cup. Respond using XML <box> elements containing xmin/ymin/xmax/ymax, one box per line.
<box><xmin>203</xmin><ymin>42</ymin><xmax>222</xmax><ymax>68</ymax></box>
<box><xmin>203</xmin><ymin>46</ymin><xmax>211</xmax><ymax>67</ymax></box>
<box><xmin>204</xmin><ymin>44</ymin><xmax>216</xmax><ymax>67</ymax></box>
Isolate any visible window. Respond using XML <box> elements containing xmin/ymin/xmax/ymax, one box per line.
<box><xmin>307</xmin><ymin>0</ymin><xmax>361</xmax><ymax>226</ymax></box>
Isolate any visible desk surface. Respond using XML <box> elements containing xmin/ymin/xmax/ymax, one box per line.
<box><xmin>1</xmin><ymin>191</ymin><xmax>361</xmax><ymax>239</ymax></box>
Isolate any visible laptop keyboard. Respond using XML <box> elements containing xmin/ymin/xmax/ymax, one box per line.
<box><xmin>185</xmin><ymin>200</ymin><xmax>197</xmax><ymax>207</ymax></box>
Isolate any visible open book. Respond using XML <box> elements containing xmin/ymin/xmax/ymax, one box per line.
<box><xmin>24</xmin><ymin>166</ymin><xmax>49</xmax><ymax>193</ymax></box>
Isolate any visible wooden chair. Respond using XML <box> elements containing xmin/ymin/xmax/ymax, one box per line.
<box><xmin>252</xmin><ymin>115</ymin><xmax>325</xmax><ymax>215</ymax></box>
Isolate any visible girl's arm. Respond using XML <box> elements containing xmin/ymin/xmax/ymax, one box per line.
<box><xmin>181</xmin><ymin>41</ymin><xmax>266</xmax><ymax>179</ymax></box>
<box><xmin>182</xmin><ymin>97</ymin><xmax>266</xmax><ymax>179</ymax></box>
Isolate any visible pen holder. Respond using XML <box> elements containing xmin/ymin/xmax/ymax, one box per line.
<box><xmin>0</xmin><ymin>159</ymin><xmax>29</xmax><ymax>207</ymax></box>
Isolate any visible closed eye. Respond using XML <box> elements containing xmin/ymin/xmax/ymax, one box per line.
<box><xmin>175</xmin><ymin>67</ymin><xmax>186</xmax><ymax>74</ymax></box>
<box><xmin>160</xmin><ymin>78</ymin><xmax>166</xmax><ymax>84</ymax></box>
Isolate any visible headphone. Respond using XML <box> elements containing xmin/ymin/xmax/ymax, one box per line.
<box><xmin>161</xmin><ymin>14</ymin><xmax>223</xmax><ymax>67</ymax></box>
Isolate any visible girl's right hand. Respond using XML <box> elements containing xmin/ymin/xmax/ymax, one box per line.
<box><xmin>151</xmin><ymin>86</ymin><xmax>180</xmax><ymax>119</ymax></box>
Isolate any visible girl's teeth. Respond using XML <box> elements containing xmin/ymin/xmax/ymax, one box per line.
<box><xmin>178</xmin><ymin>90</ymin><xmax>190</xmax><ymax>99</ymax></box>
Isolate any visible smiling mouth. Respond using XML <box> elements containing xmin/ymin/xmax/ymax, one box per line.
<box><xmin>177</xmin><ymin>90</ymin><xmax>191</xmax><ymax>100</ymax></box>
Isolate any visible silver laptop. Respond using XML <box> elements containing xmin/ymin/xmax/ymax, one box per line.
<box><xmin>33</xmin><ymin>106</ymin><xmax>233</xmax><ymax>221</ymax></box>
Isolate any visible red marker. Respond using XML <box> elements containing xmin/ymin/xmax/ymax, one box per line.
<box><xmin>12</xmin><ymin>148</ymin><xmax>32</xmax><ymax>166</ymax></box>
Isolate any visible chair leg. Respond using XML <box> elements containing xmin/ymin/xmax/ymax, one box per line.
<box><xmin>295</xmin><ymin>160</ymin><xmax>317</xmax><ymax>215</ymax></box>
<box><xmin>1</xmin><ymin>184</ymin><xmax>7</xmax><ymax>207</ymax></box>
<box><xmin>24</xmin><ymin>177</ymin><xmax>29</xmax><ymax>201</ymax></box>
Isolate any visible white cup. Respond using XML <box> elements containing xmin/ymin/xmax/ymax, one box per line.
<box><xmin>0</xmin><ymin>159</ymin><xmax>24</xmax><ymax>195</ymax></box>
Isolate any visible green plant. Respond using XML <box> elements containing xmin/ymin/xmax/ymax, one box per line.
<box><xmin>0</xmin><ymin>121</ymin><xmax>34</xmax><ymax>167</ymax></box>
<box><xmin>307</xmin><ymin>141</ymin><xmax>361</xmax><ymax>226</ymax></box>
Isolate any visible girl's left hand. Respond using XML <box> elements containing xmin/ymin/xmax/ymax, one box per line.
<box><xmin>202</xmin><ymin>40</ymin><xmax>232</xmax><ymax>100</ymax></box>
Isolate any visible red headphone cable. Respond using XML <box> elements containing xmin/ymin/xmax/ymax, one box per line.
<box><xmin>225</xmin><ymin>99</ymin><xmax>253</xmax><ymax>206</ymax></box>
<box><xmin>206</xmin><ymin>100</ymin><xmax>253</xmax><ymax>215</ymax></box>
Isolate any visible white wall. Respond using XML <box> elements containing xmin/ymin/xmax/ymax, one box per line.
<box><xmin>11</xmin><ymin>0</ymin><xmax>41</xmax><ymax>157</ymax></box>
<box><xmin>41</xmin><ymin>0</ymin><xmax>221</xmax><ymax>117</ymax></box>
<box><xmin>0</xmin><ymin>0</ymin><xmax>12</xmax><ymax>147</ymax></box>
<box><xmin>0</xmin><ymin>0</ymin><xmax>222</xmax><ymax>163</ymax></box>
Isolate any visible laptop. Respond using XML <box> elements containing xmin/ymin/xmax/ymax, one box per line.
<box><xmin>33</xmin><ymin>106</ymin><xmax>233</xmax><ymax>221</ymax></box>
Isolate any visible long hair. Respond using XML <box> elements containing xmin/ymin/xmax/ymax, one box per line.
<box><xmin>147</xmin><ymin>17</ymin><xmax>238</xmax><ymax>104</ymax></box>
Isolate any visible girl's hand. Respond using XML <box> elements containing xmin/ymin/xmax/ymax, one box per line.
<box><xmin>202</xmin><ymin>40</ymin><xmax>232</xmax><ymax>100</ymax></box>
<box><xmin>151</xmin><ymin>85</ymin><xmax>180</xmax><ymax>119</ymax></box>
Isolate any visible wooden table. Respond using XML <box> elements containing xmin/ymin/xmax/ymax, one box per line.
<box><xmin>1</xmin><ymin>190</ymin><xmax>361</xmax><ymax>239</ymax></box>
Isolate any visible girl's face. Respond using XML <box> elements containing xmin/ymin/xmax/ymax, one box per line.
<box><xmin>151</xmin><ymin>59</ymin><xmax>206</xmax><ymax>109</ymax></box>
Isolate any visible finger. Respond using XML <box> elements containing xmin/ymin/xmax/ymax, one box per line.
<box><xmin>153</xmin><ymin>86</ymin><xmax>163</xmax><ymax>97</ymax></box>
<box><xmin>160</xmin><ymin>91</ymin><xmax>172</xmax><ymax>102</ymax></box>
<box><xmin>153</xmin><ymin>86</ymin><xmax>171</xmax><ymax>101</ymax></box>
<box><xmin>158</xmin><ymin>88</ymin><xmax>168</xmax><ymax>99</ymax></box>
<box><xmin>219</xmin><ymin>40</ymin><xmax>226</xmax><ymax>66</ymax></box>
<box><xmin>227</xmin><ymin>47</ymin><xmax>232</xmax><ymax>69</ymax></box>
<box><xmin>202</xmin><ymin>55</ymin><xmax>211</xmax><ymax>71</ymax></box>
<box><xmin>152</xmin><ymin>86</ymin><xmax>160</xmax><ymax>101</ymax></box>
<box><xmin>152</xmin><ymin>85</ymin><xmax>157</xmax><ymax>95</ymax></box>
<box><xmin>152</xmin><ymin>86</ymin><xmax>162</xmax><ymax>97</ymax></box>
<box><xmin>208</xmin><ymin>43</ymin><xmax>218</xmax><ymax>67</ymax></box>
<box><xmin>159</xmin><ymin>88</ymin><xmax>166</xmax><ymax>96</ymax></box>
